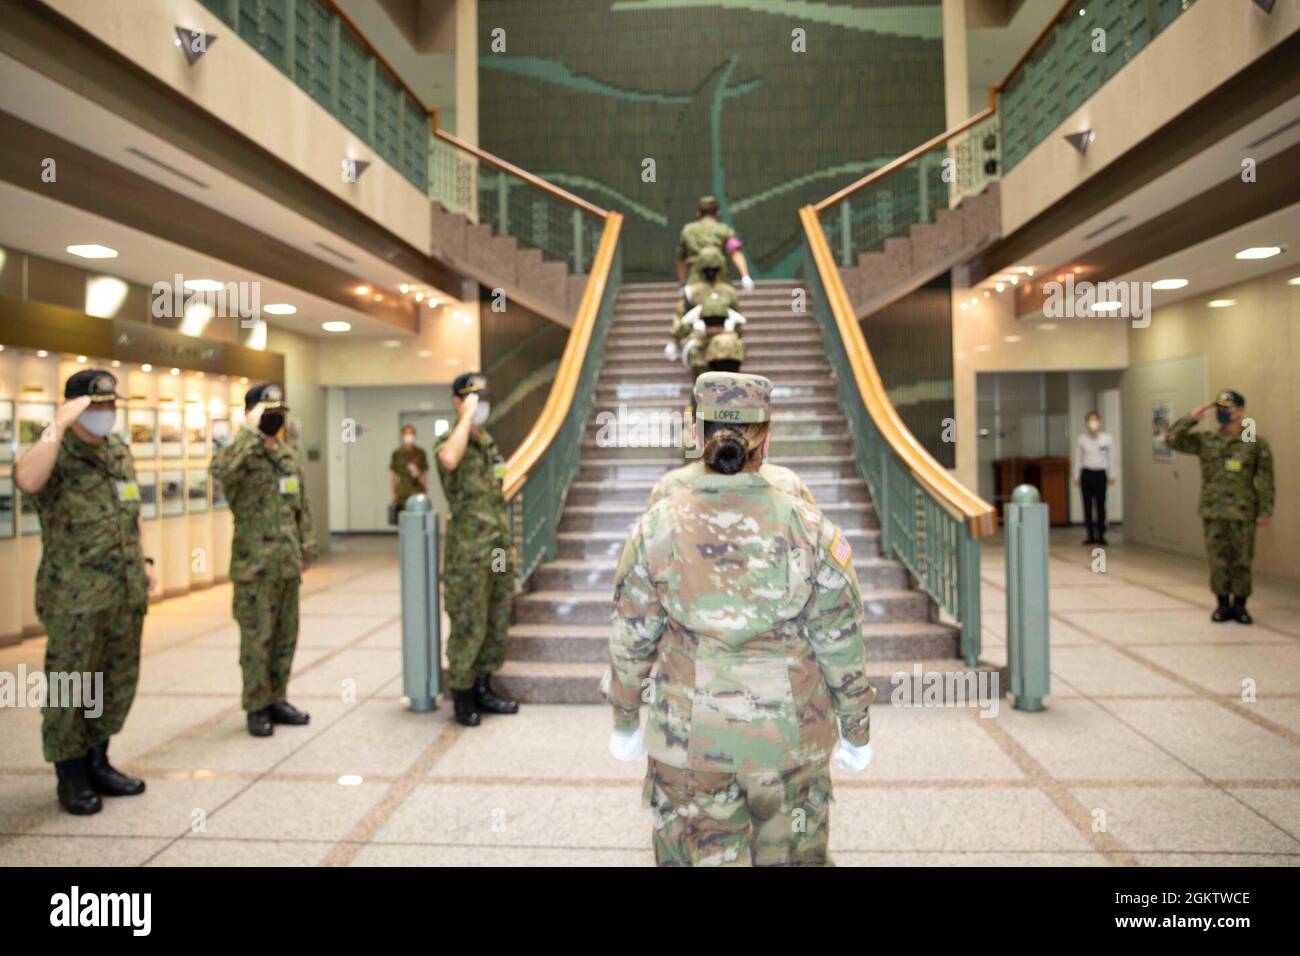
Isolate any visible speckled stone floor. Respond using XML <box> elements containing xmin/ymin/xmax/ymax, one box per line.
<box><xmin>1</xmin><ymin>532</ymin><xmax>1297</xmax><ymax>866</ymax></box>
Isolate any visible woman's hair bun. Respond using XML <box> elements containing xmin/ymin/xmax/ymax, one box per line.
<box><xmin>703</xmin><ymin>428</ymin><xmax>747</xmax><ymax>475</ymax></box>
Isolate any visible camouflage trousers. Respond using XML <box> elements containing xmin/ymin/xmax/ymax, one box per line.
<box><xmin>1203</xmin><ymin>518</ymin><xmax>1255</xmax><ymax>597</ymax></box>
<box><xmin>643</xmin><ymin>758</ymin><xmax>834</xmax><ymax>866</ymax></box>
<box><xmin>443</xmin><ymin>547</ymin><xmax>513</xmax><ymax>691</ymax></box>
<box><xmin>39</xmin><ymin>602</ymin><xmax>144</xmax><ymax>763</ymax></box>
<box><xmin>233</xmin><ymin>575</ymin><xmax>300</xmax><ymax>712</ymax></box>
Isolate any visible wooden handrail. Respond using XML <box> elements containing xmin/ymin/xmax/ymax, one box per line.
<box><xmin>502</xmin><ymin>212</ymin><xmax>623</xmax><ymax>500</ymax></box>
<box><xmin>812</xmin><ymin>107</ymin><xmax>997</xmax><ymax>213</ymax></box>
<box><xmin>799</xmin><ymin>205</ymin><xmax>997</xmax><ymax>538</ymax></box>
<box><xmin>433</xmin><ymin>129</ymin><xmax>610</xmax><ymax>219</ymax></box>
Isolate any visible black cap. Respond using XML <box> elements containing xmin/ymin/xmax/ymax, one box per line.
<box><xmin>64</xmin><ymin>369</ymin><xmax>122</xmax><ymax>403</ymax></box>
<box><xmin>451</xmin><ymin>372</ymin><xmax>489</xmax><ymax>398</ymax></box>
<box><xmin>245</xmin><ymin>382</ymin><xmax>288</xmax><ymax>410</ymax></box>
<box><xmin>1214</xmin><ymin>389</ymin><xmax>1245</xmax><ymax>408</ymax></box>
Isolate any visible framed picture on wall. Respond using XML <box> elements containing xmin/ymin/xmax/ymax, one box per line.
<box><xmin>137</xmin><ymin>470</ymin><xmax>158</xmax><ymax>519</ymax></box>
<box><xmin>0</xmin><ymin>476</ymin><xmax>14</xmax><ymax>539</ymax></box>
<box><xmin>186</xmin><ymin>409</ymin><xmax>207</xmax><ymax>458</ymax></box>
<box><xmin>17</xmin><ymin>402</ymin><xmax>55</xmax><ymax>454</ymax></box>
<box><xmin>128</xmin><ymin>409</ymin><xmax>158</xmax><ymax>459</ymax></box>
<box><xmin>159</xmin><ymin>469</ymin><xmax>184</xmax><ymax>516</ymax></box>
<box><xmin>0</xmin><ymin>401</ymin><xmax>15</xmax><ymax>463</ymax></box>
<box><xmin>212</xmin><ymin>474</ymin><xmax>228</xmax><ymax>510</ymax></box>
<box><xmin>158</xmin><ymin>410</ymin><xmax>183</xmax><ymax>459</ymax></box>
<box><xmin>210</xmin><ymin>418</ymin><xmax>230</xmax><ymax>457</ymax></box>
<box><xmin>20</xmin><ymin>490</ymin><xmax>40</xmax><ymax>535</ymax></box>
<box><xmin>187</xmin><ymin>468</ymin><xmax>210</xmax><ymax>514</ymax></box>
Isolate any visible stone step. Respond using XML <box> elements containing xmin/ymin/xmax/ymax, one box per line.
<box><xmin>555</xmin><ymin>526</ymin><xmax>881</xmax><ymax>561</ymax></box>
<box><xmin>580</xmin><ymin>434</ymin><xmax>852</xmax><ymax>460</ymax></box>
<box><xmin>584</xmin><ymin>415</ymin><xmax>853</xmax><ymax>444</ymax></box>
<box><xmin>557</xmin><ymin>499</ymin><xmax>878</xmax><ymax>534</ymax></box>
<box><xmin>606</xmin><ymin>332</ymin><xmax>824</xmax><ymax>351</ymax></box>
<box><xmin>596</xmin><ymin>361</ymin><xmax>830</xmax><ymax>382</ymax></box>
<box><xmin>576</xmin><ymin>454</ymin><xmax>860</xmax><ymax>482</ymax></box>
<box><xmin>602</xmin><ymin>346</ymin><xmax>827</xmax><ymax>368</ymax></box>
<box><xmin>529</xmin><ymin>554</ymin><xmax>908</xmax><ymax>592</ymax></box>
<box><xmin>565</xmin><ymin>475</ymin><xmax>870</xmax><ymax>507</ymax></box>
<box><xmin>613</xmin><ymin>311</ymin><xmax>817</xmax><ymax>327</ymax></box>
<box><xmin>594</xmin><ymin>380</ymin><xmax>839</xmax><ymax>402</ymax></box>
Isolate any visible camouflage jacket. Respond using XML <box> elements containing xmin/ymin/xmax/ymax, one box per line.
<box><xmin>648</xmin><ymin>461</ymin><xmax>817</xmax><ymax>510</ymax></box>
<box><xmin>31</xmin><ymin>432</ymin><xmax>148</xmax><ymax>617</ymax></box>
<box><xmin>434</xmin><ymin>428</ymin><xmax>510</xmax><ymax>553</ymax></box>
<box><xmin>610</xmin><ymin>472</ymin><xmax>873</xmax><ymax>772</ymax></box>
<box><xmin>211</xmin><ymin>426</ymin><xmax>316</xmax><ymax>582</ymax></box>
<box><xmin>686</xmin><ymin>279</ymin><xmax>739</xmax><ymax>312</ymax></box>
<box><xmin>677</xmin><ymin>220</ymin><xmax>736</xmax><ymax>280</ymax></box>
<box><xmin>1166</xmin><ymin>415</ymin><xmax>1274</xmax><ymax>520</ymax></box>
<box><xmin>390</xmin><ymin>446</ymin><xmax>430</xmax><ymax>504</ymax></box>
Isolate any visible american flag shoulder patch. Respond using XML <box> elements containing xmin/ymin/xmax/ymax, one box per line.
<box><xmin>829</xmin><ymin>529</ymin><xmax>852</xmax><ymax>569</ymax></box>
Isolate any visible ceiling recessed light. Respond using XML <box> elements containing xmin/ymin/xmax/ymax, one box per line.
<box><xmin>183</xmin><ymin>278</ymin><xmax>224</xmax><ymax>292</ymax></box>
<box><xmin>1009</xmin><ymin>275</ymin><xmax>1018</xmax><ymax>285</ymax></box>
<box><xmin>170</xmin><ymin>368</ymin><xmax>180</xmax><ymax>376</ymax></box>
<box><xmin>975</xmin><ymin>344</ymin><xmax>991</xmax><ymax>352</ymax></box>
<box><xmin>354</xmin><ymin>285</ymin><xmax>370</xmax><ymax>295</ymax></box>
<box><xmin>239</xmin><ymin>377</ymin><xmax>248</xmax><ymax>384</ymax></box>
<box><xmin>322</xmin><ymin>321</ymin><xmax>351</xmax><ymax>332</ymax></box>
<box><xmin>36</xmin><ymin>350</ymin><xmax>48</xmax><ymax>357</ymax></box>
<box><xmin>399</xmin><ymin>284</ymin><xmax>410</xmax><ymax>293</ymax></box>
<box><xmin>142</xmin><ymin>363</ymin><xmax>152</xmax><ymax>372</ymax></box>
<box><xmin>417</xmin><ymin>349</ymin><xmax>433</xmax><ymax>358</ymax></box>
<box><xmin>382</xmin><ymin>339</ymin><xmax>401</xmax><ymax>348</ymax></box>
<box><xmin>110</xmin><ymin>360</ymin><xmax>120</xmax><ymax>367</ymax></box>
<box><xmin>264</xmin><ymin>304</ymin><xmax>297</xmax><ymax>315</ymax></box>
<box><xmin>1152</xmin><ymin>279</ymin><xmax>1188</xmax><ymax>290</ymax></box>
<box><xmin>1235</xmin><ymin>246</ymin><xmax>1281</xmax><ymax>260</ymax></box>
<box><xmin>994</xmin><ymin>283</ymin><xmax>1004</xmax><ymax>292</ymax></box>
<box><xmin>415</xmin><ymin>292</ymin><xmax>424</xmax><ymax>302</ymax></box>
<box><xmin>960</xmin><ymin>303</ymin><xmax>968</xmax><ymax>311</ymax></box>
<box><xmin>1039</xmin><ymin>324</ymin><xmax>1057</xmax><ymax>331</ymax></box>
<box><xmin>1208</xmin><ymin>299</ymin><xmax>1236</xmax><ymax>308</ymax></box>
<box><xmin>1003</xmin><ymin>334</ymin><xmax>1022</xmax><ymax>342</ymax></box>
<box><xmin>338</xmin><ymin>774</ymin><xmax>363</xmax><ymax>786</ymax></box>
<box><xmin>373</xmin><ymin>294</ymin><xmax>382</xmax><ymax>302</ymax></box>
<box><xmin>1287</xmin><ymin>276</ymin><xmax>1300</xmax><ymax>285</ymax></box>
<box><xmin>66</xmin><ymin>244</ymin><xmax>117</xmax><ymax>259</ymax></box>
<box><xmin>76</xmin><ymin>355</ymin><xmax>87</xmax><ymax>363</ymax></box>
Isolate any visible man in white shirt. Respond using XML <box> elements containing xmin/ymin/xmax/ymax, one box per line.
<box><xmin>1075</xmin><ymin>411</ymin><xmax>1115</xmax><ymax>545</ymax></box>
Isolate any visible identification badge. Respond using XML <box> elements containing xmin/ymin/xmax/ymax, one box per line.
<box><xmin>115</xmin><ymin>481</ymin><xmax>141</xmax><ymax>502</ymax></box>
<box><xmin>279</xmin><ymin>476</ymin><xmax>300</xmax><ymax>495</ymax></box>
<box><xmin>1225</xmin><ymin>458</ymin><xmax>1243</xmax><ymax>473</ymax></box>
<box><xmin>493</xmin><ymin>462</ymin><xmax>508</xmax><ymax>481</ymax></box>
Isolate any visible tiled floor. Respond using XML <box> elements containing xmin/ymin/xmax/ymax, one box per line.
<box><xmin>1</xmin><ymin>531</ymin><xmax>1297</xmax><ymax>867</ymax></box>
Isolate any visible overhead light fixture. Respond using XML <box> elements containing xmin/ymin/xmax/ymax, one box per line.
<box><xmin>1039</xmin><ymin>324</ymin><xmax>1058</xmax><ymax>331</ymax></box>
<box><xmin>1252</xmin><ymin>0</ymin><xmax>1275</xmax><ymax>13</ymax></box>
<box><xmin>1152</xmin><ymin>279</ymin><xmax>1188</xmax><ymax>290</ymax></box>
<box><xmin>174</xmin><ymin>26</ymin><xmax>217</xmax><ymax>65</ymax></box>
<box><xmin>76</xmin><ymin>355</ymin><xmax>87</xmax><ymax>363</ymax></box>
<box><xmin>400</xmin><ymin>284</ymin><xmax>410</xmax><ymax>294</ymax></box>
<box><xmin>342</xmin><ymin>158</ymin><xmax>371</xmax><ymax>182</ymax></box>
<box><xmin>142</xmin><ymin>363</ymin><xmax>152</xmax><ymax>372</ymax></box>
<box><xmin>382</xmin><ymin>340</ymin><xmax>402</xmax><ymax>348</ymax></box>
<box><xmin>417</xmin><ymin>349</ymin><xmax>433</xmax><ymax>358</ymax></box>
<box><xmin>85</xmin><ymin>276</ymin><xmax>130</xmax><ymax>318</ymax></box>
<box><xmin>322</xmin><ymin>321</ymin><xmax>351</xmax><ymax>333</ymax></box>
<box><xmin>1004</xmin><ymin>335</ymin><xmax>1022</xmax><ymax>342</ymax></box>
<box><xmin>960</xmin><ymin>303</ymin><xmax>968</xmax><ymax>312</ymax></box>
<box><xmin>338</xmin><ymin>775</ymin><xmax>363</xmax><ymax>786</ymax></box>
<box><xmin>1208</xmin><ymin>299</ymin><xmax>1236</xmax><ymax>308</ymax></box>
<box><xmin>37</xmin><ymin>350</ymin><xmax>48</xmax><ymax>357</ymax></box>
<box><xmin>995</xmin><ymin>282</ymin><xmax>1005</xmax><ymax>292</ymax></box>
<box><xmin>1235</xmin><ymin>246</ymin><xmax>1282</xmax><ymax>260</ymax></box>
<box><xmin>1286</xmin><ymin>276</ymin><xmax>1300</xmax><ymax>285</ymax></box>
<box><xmin>354</xmin><ymin>285</ymin><xmax>370</xmax><ymax>295</ymax></box>
<box><xmin>66</xmin><ymin>244</ymin><xmax>117</xmax><ymax>259</ymax></box>
<box><xmin>110</xmin><ymin>360</ymin><xmax>120</xmax><ymax>367</ymax></box>
<box><xmin>1064</xmin><ymin>129</ymin><xmax>1095</xmax><ymax>155</ymax></box>
<box><xmin>246</xmin><ymin>321</ymin><xmax>268</xmax><ymax>351</ymax></box>
<box><xmin>180</xmin><ymin>302</ymin><xmax>214</xmax><ymax>337</ymax></box>
<box><xmin>183</xmin><ymin>278</ymin><xmax>224</xmax><ymax>292</ymax></box>
<box><xmin>264</xmin><ymin>304</ymin><xmax>297</xmax><ymax>315</ymax></box>
<box><xmin>170</xmin><ymin>368</ymin><xmax>180</xmax><ymax>376</ymax></box>
<box><xmin>415</xmin><ymin>292</ymin><xmax>424</xmax><ymax>302</ymax></box>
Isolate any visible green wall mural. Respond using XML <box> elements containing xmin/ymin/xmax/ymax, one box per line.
<box><xmin>479</xmin><ymin>0</ymin><xmax>946</xmax><ymax>282</ymax></box>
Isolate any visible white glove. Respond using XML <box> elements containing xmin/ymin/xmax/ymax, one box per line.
<box><xmin>663</xmin><ymin>341</ymin><xmax>679</xmax><ymax>362</ymax></box>
<box><xmin>724</xmin><ymin>310</ymin><xmax>746</xmax><ymax>333</ymax></box>
<box><xmin>833</xmin><ymin>737</ymin><xmax>874</xmax><ymax>771</ymax></box>
<box><xmin>740</xmin><ymin>275</ymin><xmax>755</xmax><ymax>293</ymax></box>
<box><xmin>608</xmin><ymin>726</ymin><xmax>645</xmax><ymax>762</ymax></box>
<box><xmin>680</xmin><ymin>285</ymin><xmax>693</xmax><ymax>303</ymax></box>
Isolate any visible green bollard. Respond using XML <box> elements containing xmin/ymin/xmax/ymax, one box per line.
<box><xmin>1006</xmin><ymin>484</ymin><xmax>1050</xmax><ymax>711</ymax></box>
<box><xmin>399</xmin><ymin>495</ymin><xmax>441</xmax><ymax>712</ymax></box>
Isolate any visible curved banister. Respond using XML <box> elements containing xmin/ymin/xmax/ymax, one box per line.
<box><xmin>799</xmin><ymin>205</ymin><xmax>996</xmax><ymax>538</ymax></box>
<box><xmin>502</xmin><ymin>212</ymin><xmax>623</xmax><ymax>501</ymax></box>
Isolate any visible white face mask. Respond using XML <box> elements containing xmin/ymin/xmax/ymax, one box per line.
<box><xmin>78</xmin><ymin>408</ymin><xmax>116</xmax><ymax>437</ymax></box>
<box><xmin>1086</xmin><ymin>420</ymin><xmax>1101</xmax><ymax>433</ymax></box>
<box><xmin>402</xmin><ymin>434</ymin><xmax>415</xmax><ymax>446</ymax></box>
<box><xmin>472</xmin><ymin>402</ymin><xmax>491</xmax><ymax>426</ymax></box>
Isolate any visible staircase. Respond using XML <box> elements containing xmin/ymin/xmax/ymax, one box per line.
<box><xmin>491</xmin><ymin>279</ymin><xmax>991</xmax><ymax>705</ymax></box>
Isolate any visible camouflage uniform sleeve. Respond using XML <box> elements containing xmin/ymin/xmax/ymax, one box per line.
<box><xmin>210</xmin><ymin>426</ymin><xmax>261</xmax><ymax>505</ymax></box>
<box><xmin>1256</xmin><ymin>437</ymin><xmax>1275</xmax><ymax>517</ymax></box>
<box><xmin>646</xmin><ymin>474</ymin><xmax>669</xmax><ymax>509</ymax></box>
<box><xmin>796</xmin><ymin>477</ymin><xmax>818</xmax><ymax>509</ymax></box>
<box><xmin>807</xmin><ymin>520</ymin><xmax>875</xmax><ymax>745</ymax></box>
<box><xmin>1165</xmin><ymin>414</ymin><xmax>1202</xmax><ymax>454</ymax></box>
<box><xmin>389</xmin><ymin>449</ymin><xmax>402</xmax><ymax>476</ymax></box>
<box><xmin>608</xmin><ymin>517</ymin><xmax>666</xmax><ymax>731</ymax></box>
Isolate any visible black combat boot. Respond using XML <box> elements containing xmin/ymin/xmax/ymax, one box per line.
<box><xmin>268</xmin><ymin>701</ymin><xmax>310</xmax><ymax>725</ymax></box>
<box><xmin>247</xmin><ymin>708</ymin><xmax>274</xmax><ymax>737</ymax></box>
<box><xmin>55</xmin><ymin>758</ymin><xmax>102</xmax><ymax>815</ymax></box>
<box><xmin>1231</xmin><ymin>595</ymin><xmax>1253</xmax><ymax>625</ymax></box>
<box><xmin>474</xmin><ymin>674</ymin><xmax>520</xmax><ymax>715</ymax></box>
<box><xmin>452</xmin><ymin>689</ymin><xmax>481</xmax><ymax>727</ymax></box>
<box><xmin>1211</xmin><ymin>594</ymin><xmax>1232</xmax><ymax>623</ymax></box>
<box><xmin>85</xmin><ymin>740</ymin><xmax>145</xmax><ymax>796</ymax></box>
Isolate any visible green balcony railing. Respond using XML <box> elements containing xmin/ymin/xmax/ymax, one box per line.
<box><xmin>197</xmin><ymin>0</ymin><xmax>432</xmax><ymax>190</ymax></box>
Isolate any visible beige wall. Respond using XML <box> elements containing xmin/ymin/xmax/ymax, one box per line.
<box><xmin>265</xmin><ymin>327</ymin><xmax>329</xmax><ymax>559</ymax></box>
<box><xmin>38</xmin><ymin>0</ymin><xmax>433</xmax><ymax>254</ymax></box>
<box><xmin>998</xmin><ymin>0</ymin><xmax>1300</xmax><ymax>235</ymax></box>
<box><xmin>1123</xmin><ymin>267</ymin><xmax>1299</xmax><ymax>581</ymax></box>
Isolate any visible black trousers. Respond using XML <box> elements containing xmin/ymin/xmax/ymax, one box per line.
<box><xmin>1081</xmin><ymin>468</ymin><xmax>1108</xmax><ymax>541</ymax></box>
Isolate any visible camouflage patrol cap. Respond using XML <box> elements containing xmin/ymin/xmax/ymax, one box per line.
<box><xmin>64</xmin><ymin>369</ymin><xmax>122</xmax><ymax>403</ymax></box>
<box><xmin>697</xmin><ymin>245</ymin><xmax>726</xmax><ymax>270</ymax></box>
<box><xmin>451</xmin><ymin>371</ymin><xmax>490</xmax><ymax>398</ymax></box>
<box><xmin>1214</xmin><ymin>389</ymin><xmax>1245</xmax><ymax>407</ymax></box>
<box><xmin>245</xmin><ymin>382</ymin><xmax>288</xmax><ymax>410</ymax></box>
<box><xmin>698</xmin><ymin>195</ymin><xmax>720</xmax><ymax>214</ymax></box>
<box><xmin>693</xmin><ymin>371</ymin><xmax>771</xmax><ymax>424</ymax></box>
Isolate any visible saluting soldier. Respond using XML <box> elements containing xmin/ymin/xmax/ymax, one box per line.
<box><xmin>1166</xmin><ymin>389</ymin><xmax>1275</xmax><ymax>624</ymax></box>
<box><xmin>15</xmin><ymin>369</ymin><xmax>152</xmax><ymax>815</ymax></box>
<box><xmin>211</xmin><ymin>383</ymin><xmax>316</xmax><ymax>736</ymax></box>
<box><xmin>608</xmin><ymin>372</ymin><xmax>875</xmax><ymax>866</ymax></box>
<box><xmin>390</xmin><ymin>424</ymin><xmax>429</xmax><ymax>514</ymax></box>
<box><xmin>434</xmin><ymin>372</ymin><xmax>520</xmax><ymax>727</ymax></box>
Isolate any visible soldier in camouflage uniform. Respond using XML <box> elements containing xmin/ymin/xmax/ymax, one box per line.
<box><xmin>433</xmin><ymin>372</ymin><xmax>520</xmax><ymax>727</ymax></box>
<box><xmin>648</xmin><ymin>459</ymin><xmax>818</xmax><ymax>510</ymax></box>
<box><xmin>15</xmin><ymin>370</ymin><xmax>152</xmax><ymax>815</ymax></box>
<box><xmin>390</xmin><ymin>424</ymin><xmax>430</xmax><ymax>513</ymax></box>
<box><xmin>675</xmin><ymin>195</ymin><xmax>753</xmax><ymax>292</ymax></box>
<box><xmin>1167</xmin><ymin>389</ymin><xmax>1274</xmax><ymax>624</ymax></box>
<box><xmin>608</xmin><ymin>372</ymin><xmax>875</xmax><ymax>866</ymax></box>
<box><xmin>211</xmin><ymin>383</ymin><xmax>317</xmax><ymax>736</ymax></box>
<box><xmin>681</xmin><ymin>298</ymin><xmax>747</xmax><ymax>378</ymax></box>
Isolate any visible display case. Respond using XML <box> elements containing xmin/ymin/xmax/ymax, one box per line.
<box><xmin>159</xmin><ymin>469</ymin><xmax>184</xmax><ymax>516</ymax></box>
<box><xmin>187</xmin><ymin>467</ymin><xmax>209</xmax><ymax>514</ymax></box>
<box><xmin>128</xmin><ymin>408</ymin><xmax>158</xmax><ymax>459</ymax></box>
<box><xmin>137</xmin><ymin>470</ymin><xmax>158</xmax><ymax>519</ymax></box>
<box><xmin>158</xmin><ymin>409</ymin><xmax>183</xmax><ymax>459</ymax></box>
